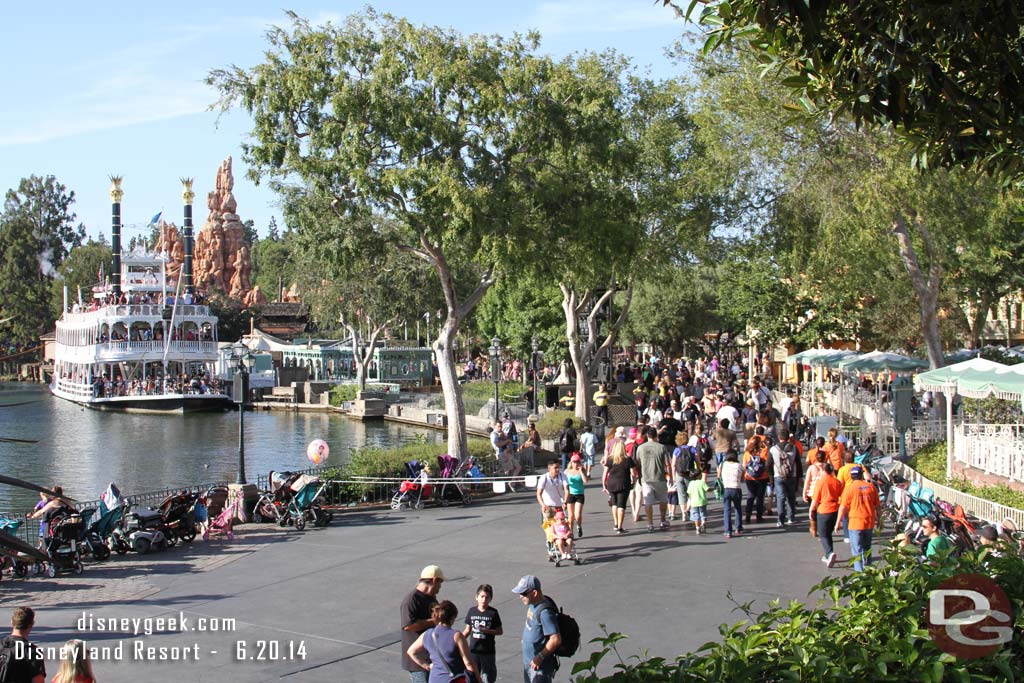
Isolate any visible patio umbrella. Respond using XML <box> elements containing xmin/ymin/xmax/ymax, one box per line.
<box><xmin>837</xmin><ymin>350</ymin><xmax>929</xmax><ymax>374</ymax></box>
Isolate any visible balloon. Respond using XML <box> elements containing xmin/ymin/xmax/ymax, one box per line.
<box><xmin>307</xmin><ymin>439</ymin><xmax>329</xmax><ymax>465</ymax></box>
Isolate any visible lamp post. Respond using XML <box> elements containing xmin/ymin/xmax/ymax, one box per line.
<box><xmin>531</xmin><ymin>336</ymin><xmax>539</xmax><ymax>415</ymax></box>
<box><xmin>488</xmin><ymin>336</ymin><xmax>501</xmax><ymax>423</ymax></box>
<box><xmin>231</xmin><ymin>341</ymin><xmax>256</xmax><ymax>485</ymax></box>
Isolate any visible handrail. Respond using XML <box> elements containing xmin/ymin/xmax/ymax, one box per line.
<box><xmin>891</xmin><ymin>461</ymin><xmax>1024</xmax><ymax>529</ymax></box>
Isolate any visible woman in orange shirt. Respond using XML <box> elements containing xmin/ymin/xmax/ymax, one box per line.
<box><xmin>822</xmin><ymin>428</ymin><xmax>845</xmax><ymax>471</ymax></box>
<box><xmin>810</xmin><ymin>463</ymin><xmax>844</xmax><ymax>568</ymax></box>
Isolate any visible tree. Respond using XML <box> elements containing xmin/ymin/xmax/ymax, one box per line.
<box><xmin>285</xmin><ymin>196</ymin><xmax>442</xmax><ymax>390</ymax></box>
<box><xmin>241</xmin><ymin>219</ymin><xmax>258</xmax><ymax>247</ymax></box>
<box><xmin>0</xmin><ymin>176</ymin><xmax>85</xmax><ymax>344</ymax></box>
<box><xmin>210</xmin><ymin>10</ymin><xmax>613</xmax><ymax>458</ymax></box>
<box><xmin>51</xmin><ymin>239</ymin><xmax>112</xmax><ymax>318</ymax></box>
<box><xmin>677</xmin><ymin>0</ymin><xmax>1024</xmax><ymax>180</ymax></box>
<box><xmin>251</xmin><ymin>231</ymin><xmax>297</xmax><ymax>302</ymax></box>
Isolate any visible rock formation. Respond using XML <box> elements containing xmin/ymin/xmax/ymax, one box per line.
<box><xmin>157</xmin><ymin>157</ymin><xmax>266</xmax><ymax>307</ymax></box>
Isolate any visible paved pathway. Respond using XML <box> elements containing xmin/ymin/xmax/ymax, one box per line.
<box><xmin>1</xmin><ymin>480</ymin><xmax>849</xmax><ymax>682</ymax></box>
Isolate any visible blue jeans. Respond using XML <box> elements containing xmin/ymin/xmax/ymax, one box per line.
<box><xmin>722</xmin><ymin>488</ymin><xmax>743</xmax><ymax>535</ymax></box>
<box><xmin>715</xmin><ymin>451</ymin><xmax>727</xmax><ymax>467</ymax></box>
<box><xmin>849</xmin><ymin>528</ymin><xmax>873</xmax><ymax>570</ymax></box>
<box><xmin>774</xmin><ymin>477</ymin><xmax>797</xmax><ymax>523</ymax></box>
<box><xmin>408</xmin><ymin>670</ymin><xmax>428</xmax><ymax>683</ymax></box>
<box><xmin>524</xmin><ymin>669</ymin><xmax>555</xmax><ymax>683</ymax></box>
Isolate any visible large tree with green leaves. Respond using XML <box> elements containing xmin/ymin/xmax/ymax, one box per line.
<box><xmin>676</xmin><ymin>0</ymin><xmax>1024</xmax><ymax>180</ymax></box>
<box><xmin>51</xmin><ymin>239</ymin><xmax>112</xmax><ymax>318</ymax></box>
<box><xmin>210</xmin><ymin>10</ymin><xmax>613</xmax><ymax>457</ymax></box>
<box><xmin>0</xmin><ymin>176</ymin><xmax>85</xmax><ymax>344</ymax></box>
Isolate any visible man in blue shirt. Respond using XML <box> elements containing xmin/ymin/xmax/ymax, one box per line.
<box><xmin>512</xmin><ymin>575</ymin><xmax>561</xmax><ymax>682</ymax></box>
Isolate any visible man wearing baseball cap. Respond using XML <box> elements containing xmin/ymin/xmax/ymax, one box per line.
<box><xmin>512</xmin><ymin>575</ymin><xmax>561</xmax><ymax>681</ymax></box>
<box><xmin>400</xmin><ymin>565</ymin><xmax>445</xmax><ymax>682</ymax></box>
<box><xmin>834</xmin><ymin>467</ymin><xmax>880</xmax><ymax>571</ymax></box>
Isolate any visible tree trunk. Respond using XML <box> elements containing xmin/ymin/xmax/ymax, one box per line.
<box><xmin>892</xmin><ymin>212</ymin><xmax>944</xmax><ymax>369</ymax></box>
<box><xmin>434</xmin><ymin>318</ymin><xmax>468</xmax><ymax>459</ymax></box>
<box><xmin>968</xmin><ymin>294</ymin><xmax>992</xmax><ymax>350</ymax></box>
<box><xmin>560</xmin><ymin>280</ymin><xmax>634</xmax><ymax>423</ymax></box>
<box><xmin>343</xmin><ymin>317</ymin><xmax>389</xmax><ymax>392</ymax></box>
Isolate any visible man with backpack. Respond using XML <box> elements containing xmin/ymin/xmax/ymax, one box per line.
<box><xmin>0</xmin><ymin>607</ymin><xmax>45</xmax><ymax>683</ymax></box>
<box><xmin>513</xmin><ymin>575</ymin><xmax>577</xmax><ymax>682</ymax></box>
<box><xmin>770</xmin><ymin>431</ymin><xmax>801</xmax><ymax>527</ymax></box>
<box><xmin>557</xmin><ymin>419</ymin><xmax>578</xmax><ymax>470</ymax></box>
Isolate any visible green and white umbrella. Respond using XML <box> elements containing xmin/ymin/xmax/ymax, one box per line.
<box><xmin>837</xmin><ymin>350</ymin><xmax>929</xmax><ymax>375</ymax></box>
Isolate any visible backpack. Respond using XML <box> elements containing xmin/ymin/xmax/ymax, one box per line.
<box><xmin>698</xmin><ymin>436</ymin><xmax>714</xmax><ymax>467</ymax></box>
<box><xmin>537</xmin><ymin>598</ymin><xmax>580</xmax><ymax>658</ymax></box>
<box><xmin>0</xmin><ymin>636</ymin><xmax>22</xmax><ymax>683</ymax></box>
<box><xmin>773</xmin><ymin>444</ymin><xmax>794</xmax><ymax>479</ymax></box>
<box><xmin>673</xmin><ymin>446</ymin><xmax>698</xmax><ymax>479</ymax></box>
<box><xmin>745</xmin><ymin>450</ymin><xmax>766</xmax><ymax>479</ymax></box>
<box><xmin>559</xmin><ymin>430</ymin><xmax>576</xmax><ymax>453</ymax></box>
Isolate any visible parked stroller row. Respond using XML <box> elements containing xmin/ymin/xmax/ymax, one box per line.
<box><xmin>391</xmin><ymin>454</ymin><xmax>476</xmax><ymax>510</ymax></box>
<box><xmin>253</xmin><ymin>471</ymin><xmax>333</xmax><ymax>531</ymax></box>
<box><xmin>0</xmin><ymin>483</ymin><xmax>245</xmax><ymax>582</ymax></box>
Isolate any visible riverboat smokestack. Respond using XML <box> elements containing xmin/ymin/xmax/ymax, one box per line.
<box><xmin>181</xmin><ymin>178</ymin><xmax>195</xmax><ymax>296</ymax></box>
<box><xmin>109</xmin><ymin>176</ymin><xmax>124</xmax><ymax>297</ymax></box>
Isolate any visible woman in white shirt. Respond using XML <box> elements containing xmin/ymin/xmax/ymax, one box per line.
<box><xmin>717</xmin><ymin>450</ymin><xmax>745</xmax><ymax>538</ymax></box>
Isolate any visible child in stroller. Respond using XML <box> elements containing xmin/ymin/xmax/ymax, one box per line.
<box><xmin>543</xmin><ymin>507</ymin><xmax>580</xmax><ymax>567</ymax></box>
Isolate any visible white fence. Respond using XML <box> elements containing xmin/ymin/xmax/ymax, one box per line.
<box><xmin>892</xmin><ymin>462</ymin><xmax>1024</xmax><ymax>529</ymax></box>
<box><xmin>954</xmin><ymin>423</ymin><xmax>1024</xmax><ymax>483</ymax></box>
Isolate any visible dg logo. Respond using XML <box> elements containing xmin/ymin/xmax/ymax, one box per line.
<box><xmin>927</xmin><ymin>573</ymin><xmax>1014</xmax><ymax>659</ymax></box>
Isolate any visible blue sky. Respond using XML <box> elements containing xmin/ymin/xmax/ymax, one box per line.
<box><xmin>0</xmin><ymin>2</ymin><xmax>688</xmax><ymax>242</ymax></box>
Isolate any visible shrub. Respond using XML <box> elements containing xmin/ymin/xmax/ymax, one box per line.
<box><xmin>909</xmin><ymin>441</ymin><xmax>1024</xmax><ymax>512</ymax></box>
<box><xmin>328</xmin><ymin>383</ymin><xmax>391</xmax><ymax>406</ymax></box>
<box><xmin>573</xmin><ymin>547</ymin><xmax>1024</xmax><ymax>682</ymax></box>
<box><xmin>534</xmin><ymin>410</ymin><xmax>584</xmax><ymax>440</ymax></box>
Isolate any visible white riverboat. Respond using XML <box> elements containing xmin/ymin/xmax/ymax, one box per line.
<box><xmin>49</xmin><ymin>177</ymin><xmax>231</xmax><ymax>414</ymax></box>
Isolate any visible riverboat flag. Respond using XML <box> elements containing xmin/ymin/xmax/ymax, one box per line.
<box><xmin>149</xmin><ymin>211</ymin><xmax>162</xmax><ymax>226</ymax></box>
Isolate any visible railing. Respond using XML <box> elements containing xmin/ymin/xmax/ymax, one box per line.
<box><xmin>64</xmin><ymin>304</ymin><xmax>211</xmax><ymax>319</ymax></box>
<box><xmin>892</xmin><ymin>461</ymin><xmax>1024</xmax><ymax>529</ymax></box>
<box><xmin>954</xmin><ymin>423</ymin><xmax>1024</xmax><ymax>483</ymax></box>
<box><xmin>95</xmin><ymin>340</ymin><xmax>216</xmax><ymax>356</ymax></box>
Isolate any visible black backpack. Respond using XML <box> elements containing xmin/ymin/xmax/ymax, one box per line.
<box><xmin>0</xmin><ymin>636</ymin><xmax>23</xmax><ymax>683</ymax></box>
<box><xmin>674</xmin><ymin>446</ymin><xmax>698</xmax><ymax>479</ymax></box>
<box><xmin>559</xmin><ymin>430</ymin><xmax>576</xmax><ymax>453</ymax></box>
<box><xmin>537</xmin><ymin>597</ymin><xmax>580</xmax><ymax>658</ymax></box>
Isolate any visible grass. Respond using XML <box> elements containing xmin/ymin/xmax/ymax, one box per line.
<box><xmin>534</xmin><ymin>410</ymin><xmax>585</xmax><ymax>440</ymax></box>
<box><xmin>909</xmin><ymin>441</ymin><xmax>1024</xmax><ymax>511</ymax></box>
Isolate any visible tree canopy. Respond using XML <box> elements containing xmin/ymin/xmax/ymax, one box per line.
<box><xmin>676</xmin><ymin>0</ymin><xmax>1024</xmax><ymax>180</ymax></box>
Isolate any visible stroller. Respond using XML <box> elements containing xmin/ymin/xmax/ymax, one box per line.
<box><xmin>542</xmin><ymin>506</ymin><xmax>580</xmax><ymax>567</ymax></box>
<box><xmin>259</xmin><ymin>471</ymin><xmax>300</xmax><ymax>525</ymax></box>
<box><xmin>43</xmin><ymin>508</ymin><xmax>86</xmax><ymax>576</ymax></box>
<box><xmin>434</xmin><ymin>454</ymin><xmax>471</xmax><ymax>506</ymax></box>
<box><xmin>204</xmin><ymin>487</ymin><xmax>246</xmax><ymax>540</ymax></box>
<box><xmin>0</xmin><ymin>520</ymin><xmax>50</xmax><ymax>581</ymax></box>
<box><xmin>283</xmin><ymin>474</ymin><xmax>332</xmax><ymax>531</ymax></box>
<box><xmin>391</xmin><ymin>461</ymin><xmax>433</xmax><ymax>510</ymax></box>
<box><xmin>158</xmin><ymin>490</ymin><xmax>199</xmax><ymax>543</ymax></box>
<box><xmin>81</xmin><ymin>484</ymin><xmax>126</xmax><ymax>561</ymax></box>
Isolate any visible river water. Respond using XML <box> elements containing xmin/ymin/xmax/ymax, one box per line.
<box><xmin>0</xmin><ymin>383</ymin><xmax>441</xmax><ymax>513</ymax></box>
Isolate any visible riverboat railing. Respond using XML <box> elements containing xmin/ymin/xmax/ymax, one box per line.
<box><xmin>64</xmin><ymin>304</ymin><xmax>211</xmax><ymax>319</ymax></box>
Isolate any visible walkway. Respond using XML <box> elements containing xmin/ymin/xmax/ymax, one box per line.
<box><xmin>1</xmin><ymin>481</ymin><xmax>843</xmax><ymax>682</ymax></box>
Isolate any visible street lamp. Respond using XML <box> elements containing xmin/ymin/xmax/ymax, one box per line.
<box><xmin>531</xmin><ymin>336</ymin><xmax>539</xmax><ymax>415</ymax></box>
<box><xmin>488</xmin><ymin>336</ymin><xmax>502</xmax><ymax>423</ymax></box>
<box><xmin>231</xmin><ymin>341</ymin><xmax>256</xmax><ymax>485</ymax></box>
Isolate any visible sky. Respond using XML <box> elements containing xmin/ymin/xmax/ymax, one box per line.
<box><xmin>0</xmin><ymin>1</ymin><xmax>689</xmax><ymax>243</ymax></box>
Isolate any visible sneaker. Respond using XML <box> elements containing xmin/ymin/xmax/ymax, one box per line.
<box><xmin>724</xmin><ymin>532</ymin><xmax>732</xmax><ymax>539</ymax></box>
<box><xmin>843</xmin><ymin>538</ymin><xmax>850</xmax><ymax>544</ymax></box>
<box><xmin>647</xmin><ymin>524</ymin><xmax>655</xmax><ymax>533</ymax></box>
<box><xmin>776</xmin><ymin>521</ymin><xmax>784</xmax><ymax>528</ymax></box>
<box><xmin>785</xmin><ymin>519</ymin><xmax>796</xmax><ymax>526</ymax></box>
<box><xmin>826</xmin><ymin>553</ymin><xmax>837</xmax><ymax>568</ymax></box>
<box><xmin>616</xmin><ymin>527</ymin><xmax>625</xmax><ymax>534</ymax></box>
<box><xmin>660</xmin><ymin>521</ymin><xmax>670</xmax><ymax>530</ymax></box>
<box><xmin>576</xmin><ymin>525</ymin><xmax>583</xmax><ymax>539</ymax></box>
<box><xmin>733</xmin><ymin>529</ymin><xmax>743</xmax><ymax>536</ymax></box>
<box><xmin>667</xmin><ymin>514</ymin><xmax>675</xmax><ymax>521</ymax></box>
<box><xmin>700</xmin><ymin>523</ymin><xmax>707</xmax><ymax>534</ymax></box>
<box><xmin>821</xmin><ymin>555</ymin><xmax>828</xmax><ymax>563</ymax></box>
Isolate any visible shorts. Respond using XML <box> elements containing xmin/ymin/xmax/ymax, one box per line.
<box><xmin>642</xmin><ymin>481</ymin><xmax>668</xmax><ymax>506</ymax></box>
<box><xmin>609</xmin><ymin>490</ymin><xmax>629</xmax><ymax>508</ymax></box>
<box><xmin>566</xmin><ymin>493</ymin><xmax>585</xmax><ymax>505</ymax></box>
<box><xmin>689</xmin><ymin>505</ymin><xmax>707</xmax><ymax>522</ymax></box>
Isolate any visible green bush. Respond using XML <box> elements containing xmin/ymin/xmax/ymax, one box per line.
<box><xmin>573</xmin><ymin>548</ymin><xmax>1024</xmax><ymax>682</ymax></box>
<box><xmin>909</xmin><ymin>441</ymin><xmax>1024</xmax><ymax>511</ymax></box>
<box><xmin>335</xmin><ymin>436</ymin><xmax>492</xmax><ymax>500</ymax></box>
<box><xmin>534</xmin><ymin>410</ymin><xmax>585</xmax><ymax>440</ymax></box>
<box><xmin>461</xmin><ymin>380</ymin><xmax>527</xmax><ymax>401</ymax></box>
<box><xmin>328</xmin><ymin>383</ymin><xmax>391</xmax><ymax>406</ymax></box>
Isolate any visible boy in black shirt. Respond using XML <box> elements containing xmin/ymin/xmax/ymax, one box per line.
<box><xmin>462</xmin><ymin>584</ymin><xmax>503</xmax><ymax>683</ymax></box>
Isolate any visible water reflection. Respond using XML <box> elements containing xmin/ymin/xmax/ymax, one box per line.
<box><xmin>0</xmin><ymin>383</ymin><xmax>441</xmax><ymax>512</ymax></box>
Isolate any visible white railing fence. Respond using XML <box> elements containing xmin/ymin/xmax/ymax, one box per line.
<box><xmin>954</xmin><ymin>423</ymin><xmax>1024</xmax><ymax>483</ymax></box>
